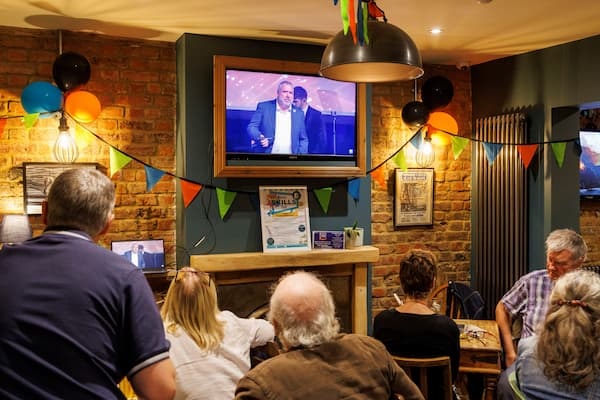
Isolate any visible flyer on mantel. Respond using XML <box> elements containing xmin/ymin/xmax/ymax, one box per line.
<box><xmin>259</xmin><ymin>186</ymin><xmax>311</xmax><ymax>252</ymax></box>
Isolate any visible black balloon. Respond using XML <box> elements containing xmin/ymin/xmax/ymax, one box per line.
<box><xmin>401</xmin><ymin>101</ymin><xmax>430</xmax><ymax>127</ymax></box>
<box><xmin>52</xmin><ymin>52</ymin><xmax>91</xmax><ymax>92</ymax></box>
<box><xmin>421</xmin><ymin>76</ymin><xmax>454</xmax><ymax>111</ymax></box>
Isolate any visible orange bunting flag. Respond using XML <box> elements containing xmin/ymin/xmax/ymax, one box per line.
<box><xmin>371</xmin><ymin>167</ymin><xmax>386</xmax><ymax>188</ymax></box>
<box><xmin>348</xmin><ymin>0</ymin><xmax>357</xmax><ymax>43</ymax></box>
<box><xmin>181</xmin><ymin>179</ymin><xmax>203</xmax><ymax>208</ymax></box>
<box><xmin>0</xmin><ymin>118</ymin><xmax>6</xmax><ymax>137</ymax></box>
<box><xmin>516</xmin><ymin>144</ymin><xmax>538</xmax><ymax>169</ymax></box>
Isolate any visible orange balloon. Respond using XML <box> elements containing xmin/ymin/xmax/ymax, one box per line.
<box><xmin>427</xmin><ymin>112</ymin><xmax>458</xmax><ymax>146</ymax></box>
<box><xmin>65</xmin><ymin>90</ymin><xmax>101</xmax><ymax>123</ymax></box>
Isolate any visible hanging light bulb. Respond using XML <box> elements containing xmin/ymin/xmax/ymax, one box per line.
<box><xmin>415</xmin><ymin>131</ymin><xmax>435</xmax><ymax>168</ymax></box>
<box><xmin>53</xmin><ymin>112</ymin><xmax>79</xmax><ymax>163</ymax></box>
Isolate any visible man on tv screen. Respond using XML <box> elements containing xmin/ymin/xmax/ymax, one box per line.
<box><xmin>247</xmin><ymin>80</ymin><xmax>308</xmax><ymax>154</ymax></box>
<box><xmin>123</xmin><ymin>242</ymin><xmax>146</xmax><ymax>268</ymax></box>
<box><xmin>293</xmin><ymin>86</ymin><xmax>327</xmax><ymax>154</ymax></box>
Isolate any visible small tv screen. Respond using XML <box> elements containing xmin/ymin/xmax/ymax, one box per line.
<box><xmin>579</xmin><ymin>130</ymin><xmax>600</xmax><ymax>198</ymax></box>
<box><xmin>110</xmin><ymin>239</ymin><xmax>166</xmax><ymax>273</ymax></box>
<box><xmin>224</xmin><ymin>69</ymin><xmax>357</xmax><ymax>162</ymax></box>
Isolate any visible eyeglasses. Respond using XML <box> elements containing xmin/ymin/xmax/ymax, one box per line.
<box><xmin>174</xmin><ymin>268</ymin><xmax>213</xmax><ymax>287</ymax></box>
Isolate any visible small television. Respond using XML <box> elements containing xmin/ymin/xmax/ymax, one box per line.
<box><xmin>213</xmin><ymin>55</ymin><xmax>366</xmax><ymax>178</ymax></box>
<box><xmin>579</xmin><ymin>130</ymin><xmax>600</xmax><ymax>198</ymax></box>
<box><xmin>110</xmin><ymin>239</ymin><xmax>166</xmax><ymax>273</ymax></box>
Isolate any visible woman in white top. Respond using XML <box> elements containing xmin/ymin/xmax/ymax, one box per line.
<box><xmin>161</xmin><ymin>267</ymin><xmax>275</xmax><ymax>400</ymax></box>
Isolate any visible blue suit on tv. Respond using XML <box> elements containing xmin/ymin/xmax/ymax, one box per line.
<box><xmin>247</xmin><ymin>99</ymin><xmax>308</xmax><ymax>154</ymax></box>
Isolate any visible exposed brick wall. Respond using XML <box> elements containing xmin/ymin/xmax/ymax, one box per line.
<box><xmin>370</xmin><ymin>66</ymin><xmax>473</xmax><ymax>316</ymax></box>
<box><xmin>580</xmin><ymin>202</ymin><xmax>600</xmax><ymax>264</ymax></box>
<box><xmin>0</xmin><ymin>27</ymin><xmax>176</xmax><ymax>267</ymax></box>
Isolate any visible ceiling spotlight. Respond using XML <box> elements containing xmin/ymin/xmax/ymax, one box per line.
<box><xmin>429</xmin><ymin>27</ymin><xmax>443</xmax><ymax>35</ymax></box>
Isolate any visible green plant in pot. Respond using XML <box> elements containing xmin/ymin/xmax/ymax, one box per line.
<box><xmin>344</xmin><ymin>220</ymin><xmax>364</xmax><ymax>248</ymax></box>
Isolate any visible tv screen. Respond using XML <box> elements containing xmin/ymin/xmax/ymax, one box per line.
<box><xmin>110</xmin><ymin>239</ymin><xmax>166</xmax><ymax>273</ymax></box>
<box><xmin>225</xmin><ymin>69</ymin><xmax>357</xmax><ymax>160</ymax></box>
<box><xmin>213</xmin><ymin>55</ymin><xmax>366</xmax><ymax>178</ymax></box>
<box><xmin>579</xmin><ymin>130</ymin><xmax>600</xmax><ymax>198</ymax></box>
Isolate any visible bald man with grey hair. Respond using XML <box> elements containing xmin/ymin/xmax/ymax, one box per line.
<box><xmin>235</xmin><ymin>271</ymin><xmax>424</xmax><ymax>400</ymax></box>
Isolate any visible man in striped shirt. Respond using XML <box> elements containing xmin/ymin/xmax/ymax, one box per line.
<box><xmin>495</xmin><ymin>228</ymin><xmax>587</xmax><ymax>399</ymax></box>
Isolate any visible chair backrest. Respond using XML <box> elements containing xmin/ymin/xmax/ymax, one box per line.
<box><xmin>429</xmin><ymin>283</ymin><xmax>463</xmax><ymax>318</ymax></box>
<box><xmin>508</xmin><ymin>370</ymin><xmax>526</xmax><ymax>400</ymax></box>
<box><xmin>429</xmin><ymin>281</ymin><xmax>486</xmax><ymax>319</ymax></box>
<box><xmin>392</xmin><ymin>355</ymin><xmax>453</xmax><ymax>400</ymax></box>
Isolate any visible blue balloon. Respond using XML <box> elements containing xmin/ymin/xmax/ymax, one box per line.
<box><xmin>21</xmin><ymin>81</ymin><xmax>63</xmax><ymax>115</ymax></box>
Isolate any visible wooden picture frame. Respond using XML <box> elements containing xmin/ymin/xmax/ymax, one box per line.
<box><xmin>23</xmin><ymin>162</ymin><xmax>104</xmax><ymax>215</ymax></box>
<box><xmin>394</xmin><ymin>168</ymin><xmax>434</xmax><ymax>227</ymax></box>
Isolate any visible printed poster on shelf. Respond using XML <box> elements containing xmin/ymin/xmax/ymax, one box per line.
<box><xmin>259</xmin><ymin>186</ymin><xmax>311</xmax><ymax>252</ymax></box>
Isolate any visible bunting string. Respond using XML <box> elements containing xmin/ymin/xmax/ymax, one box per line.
<box><xmin>0</xmin><ymin>113</ymin><xmax>584</xmax><ymax>218</ymax></box>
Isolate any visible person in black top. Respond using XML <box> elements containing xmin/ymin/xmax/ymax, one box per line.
<box><xmin>373</xmin><ymin>249</ymin><xmax>460</xmax><ymax>399</ymax></box>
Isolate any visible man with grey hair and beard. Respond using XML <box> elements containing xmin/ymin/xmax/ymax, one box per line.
<box><xmin>495</xmin><ymin>228</ymin><xmax>588</xmax><ymax>399</ymax></box>
<box><xmin>235</xmin><ymin>271</ymin><xmax>424</xmax><ymax>400</ymax></box>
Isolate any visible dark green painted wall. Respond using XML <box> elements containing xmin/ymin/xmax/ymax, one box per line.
<box><xmin>175</xmin><ymin>34</ymin><xmax>372</xmax><ymax>258</ymax></box>
<box><xmin>472</xmin><ymin>34</ymin><xmax>600</xmax><ymax>267</ymax></box>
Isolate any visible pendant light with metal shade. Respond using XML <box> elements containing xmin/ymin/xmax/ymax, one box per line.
<box><xmin>320</xmin><ymin>1</ymin><xmax>424</xmax><ymax>83</ymax></box>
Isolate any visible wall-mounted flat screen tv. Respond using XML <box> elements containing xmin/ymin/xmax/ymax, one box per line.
<box><xmin>213</xmin><ymin>55</ymin><xmax>366</xmax><ymax>178</ymax></box>
<box><xmin>579</xmin><ymin>130</ymin><xmax>600</xmax><ymax>198</ymax></box>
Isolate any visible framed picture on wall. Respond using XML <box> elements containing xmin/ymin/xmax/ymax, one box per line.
<box><xmin>394</xmin><ymin>168</ymin><xmax>434</xmax><ymax>227</ymax></box>
<box><xmin>23</xmin><ymin>162</ymin><xmax>104</xmax><ymax>215</ymax></box>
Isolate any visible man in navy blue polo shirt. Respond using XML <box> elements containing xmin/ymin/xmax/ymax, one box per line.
<box><xmin>0</xmin><ymin>168</ymin><xmax>176</xmax><ymax>399</ymax></box>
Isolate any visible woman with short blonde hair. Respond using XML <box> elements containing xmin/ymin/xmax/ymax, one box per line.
<box><xmin>161</xmin><ymin>267</ymin><xmax>274</xmax><ymax>400</ymax></box>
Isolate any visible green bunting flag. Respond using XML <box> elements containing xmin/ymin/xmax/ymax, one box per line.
<box><xmin>551</xmin><ymin>142</ymin><xmax>567</xmax><ymax>168</ymax></box>
<box><xmin>314</xmin><ymin>187</ymin><xmax>333</xmax><ymax>213</ymax></box>
<box><xmin>392</xmin><ymin>149</ymin><xmax>407</xmax><ymax>171</ymax></box>
<box><xmin>451</xmin><ymin>136</ymin><xmax>469</xmax><ymax>160</ymax></box>
<box><xmin>216</xmin><ymin>187</ymin><xmax>237</xmax><ymax>220</ymax></box>
<box><xmin>109</xmin><ymin>147</ymin><xmax>132</xmax><ymax>177</ymax></box>
<box><xmin>23</xmin><ymin>113</ymin><xmax>39</xmax><ymax>130</ymax></box>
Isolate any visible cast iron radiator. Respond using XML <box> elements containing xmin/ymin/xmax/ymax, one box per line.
<box><xmin>473</xmin><ymin>112</ymin><xmax>528</xmax><ymax>319</ymax></box>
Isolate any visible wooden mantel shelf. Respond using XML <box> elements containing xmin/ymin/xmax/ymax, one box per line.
<box><xmin>190</xmin><ymin>246</ymin><xmax>379</xmax><ymax>335</ymax></box>
<box><xmin>190</xmin><ymin>245</ymin><xmax>379</xmax><ymax>273</ymax></box>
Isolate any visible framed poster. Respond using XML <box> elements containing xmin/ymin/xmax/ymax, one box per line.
<box><xmin>23</xmin><ymin>162</ymin><xmax>104</xmax><ymax>215</ymax></box>
<box><xmin>394</xmin><ymin>168</ymin><xmax>434</xmax><ymax>227</ymax></box>
<box><xmin>259</xmin><ymin>186</ymin><xmax>311</xmax><ymax>252</ymax></box>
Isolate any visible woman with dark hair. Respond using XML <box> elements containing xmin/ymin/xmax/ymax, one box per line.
<box><xmin>514</xmin><ymin>269</ymin><xmax>600</xmax><ymax>399</ymax></box>
<box><xmin>373</xmin><ymin>249</ymin><xmax>460</xmax><ymax>399</ymax></box>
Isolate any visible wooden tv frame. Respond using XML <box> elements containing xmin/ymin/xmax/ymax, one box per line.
<box><xmin>213</xmin><ymin>55</ymin><xmax>367</xmax><ymax>178</ymax></box>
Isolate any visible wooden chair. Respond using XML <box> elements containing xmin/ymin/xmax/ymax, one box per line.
<box><xmin>429</xmin><ymin>283</ymin><xmax>463</xmax><ymax>318</ymax></box>
<box><xmin>392</xmin><ymin>355</ymin><xmax>453</xmax><ymax>400</ymax></box>
<box><xmin>508</xmin><ymin>370</ymin><xmax>526</xmax><ymax>400</ymax></box>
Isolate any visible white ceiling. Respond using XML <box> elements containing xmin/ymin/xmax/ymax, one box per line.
<box><xmin>2</xmin><ymin>0</ymin><xmax>600</xmax><ymax>66</ymax></box>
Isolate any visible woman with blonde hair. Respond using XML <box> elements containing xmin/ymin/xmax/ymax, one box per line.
<box><xmin>161</xmin><ymin>267</ymin><xmax>274</xmax><ymax>400</ymax></box>
<box><xmin>515</xmin><ymin>269</ymin><xmax>600</xmax><ymax>399</ymax></box>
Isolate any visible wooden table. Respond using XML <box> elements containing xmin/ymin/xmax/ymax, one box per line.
<box><xmin>454</xmin><ymin>319</ymin><xmax>502</xmax><ymax>400</ymax></box>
